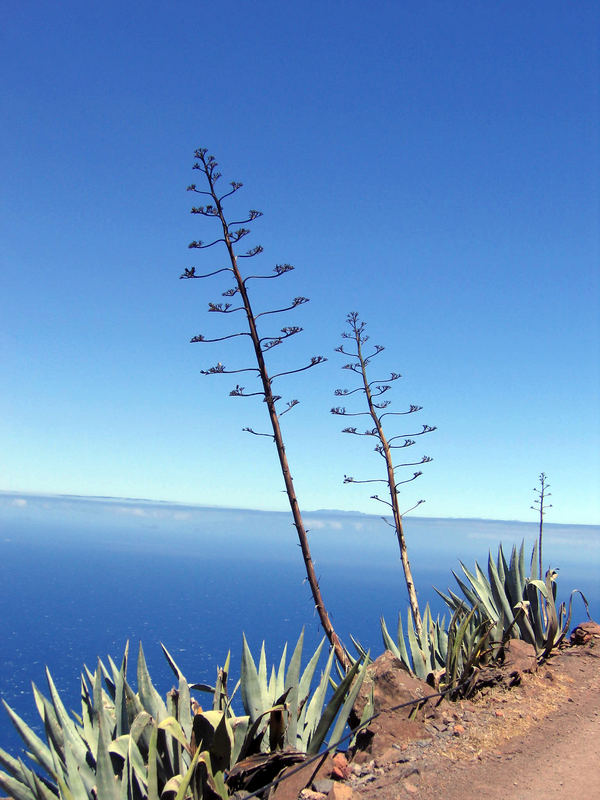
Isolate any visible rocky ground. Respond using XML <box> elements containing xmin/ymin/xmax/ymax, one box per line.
<box><xmin>271</xmin><ymin>622</ymin><xmax>600</xmax><ymax>800</ymax></box>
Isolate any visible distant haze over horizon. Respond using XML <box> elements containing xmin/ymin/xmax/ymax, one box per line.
<box><xmin>1</xmin><ymin>490</ymin><xmax>598</xmax><ymax>529</ymax></box>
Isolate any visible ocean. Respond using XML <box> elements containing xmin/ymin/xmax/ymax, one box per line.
<box><xmin>1</xmin><ymin>492</ymin><xmax>598</xmax><ymax>758</ymax></box>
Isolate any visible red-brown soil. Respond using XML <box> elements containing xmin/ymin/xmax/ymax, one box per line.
<box><xmin>346</xmin><ymin>635</ymin><xmax>600</xmax><ymax>800</ymax></box>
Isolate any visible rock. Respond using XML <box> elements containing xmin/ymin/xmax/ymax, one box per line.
<box><xmin>453</xmin><ymin>724</ymin><xmax>465</xmax><ymax>736</ymax></box>
<box><xmin>299</xmin><ymin>791</ymin><xmax>327</xmax><ymax>800</ymax></box>
<box><xmin>327</xmin><ymin>783</ymin><xmax>359</xmax><ymax>800</ymax></box>
<box><xmin>502</xmin><ymin>639</ymin><xmax>538</xmax><ymax>678</ymax></box>
<box><xmin>374</xmin><ymin>746</ymin><xmax>409</xmax><ymax>768</ymax></box>
<box><xmin>331</xmin><ymin>752</ymin><xmax>351</xmax><ymax>780</ymax></box>
<box><xmin>270</xmin><ymin>754</ymin><xmax>334</xmax><ymax>800</ymax></box>
<box><xmin>570</xmin><ymin>621</ymin><xmax>600</xmax><ymax>645</ymax></box>
<box><xmin>312</xmin><ymin>778</ymin><xmax>334</xmax><ymax>794</ymax></box>
<box><xmin>350</xmin><ymin>651</ymin><xmax>433</xmax><ymax>760</ymax></box>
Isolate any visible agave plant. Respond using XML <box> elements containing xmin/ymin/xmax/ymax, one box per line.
<box><xmin>379</xmin><ymin>602</ymin><xmax>493</xmax><ymax>697</ymax></box>
<box><xmin>0</xmin><ymin>642</ymin><xmax>233</xmax><ymax>800</ymax></box>
<box><xmin>436</xmin><ymin>540</ymin><xmax>588</xmax><ymax>659</ymax></box>
<box><xmin>1</xmin><ymin>634</ymin><xmax>370</xmax><ymax>800</ymax></box>
<box><xmin>380</xmin><ymin>604</ymin><xmax>447</xmax><ymax>681</ymax></box>
<box><xmin>236</xmin><ymin>630</ymin><xmax>369</xmax><ymax>755</ymax></box>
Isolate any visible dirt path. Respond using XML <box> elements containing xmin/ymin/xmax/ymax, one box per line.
<box><xmin>349</xmin><ymin>642</ymin><xmax>600</xmax><ymax>800</ymax></box>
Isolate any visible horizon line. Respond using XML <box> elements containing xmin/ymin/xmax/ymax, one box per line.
<box><xmin>1</xmin><ymin>489</ymin><xmax>598</xmax><ymax>529</ymax></box>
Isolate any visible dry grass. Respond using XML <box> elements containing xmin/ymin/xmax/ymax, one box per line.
<box><xmin>435</xmin><ymin>667</ymin><xmax>574</xmax><ymax>761</ymax></box>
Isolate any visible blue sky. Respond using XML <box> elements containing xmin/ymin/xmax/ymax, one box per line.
<box><xmin>1</xmin><ymin>1</ymin><xmax>598</xmax><ymax>524</ymax></box>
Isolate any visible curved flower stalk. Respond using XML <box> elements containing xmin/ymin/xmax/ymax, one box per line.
<box><xmin>182</xmin><ymin>149</ymin><xmax>348</xmax><ymax>669</ymax></box>
<box><xmin>333</xmin><ymin>312</ymin><xmax>436</xmax><ymax>637</ymax></box>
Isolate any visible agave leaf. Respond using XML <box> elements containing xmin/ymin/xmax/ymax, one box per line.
<box><xmin>79</xmin><ymin>676</ymin><xmax>98</xmax><ymax>755</ymax></box>
<box><xmin>126</xmin><ymin>733</ymin><xmax>148</xmax><ymax>794</ymax></box>
<box><xmin>241</xmin><ymin>635</ymin><xmax>268</xmax><ymax>723</ymax></box>
<box><xmin>157</xmin><ymin>716</ymin><xmax>190</xmax><ymax>751</ymax></box>
<box><xmin>530</xmin><ymin>538</ymin><xmax>539</xmax><ymax>581</ymax></box>
<box><xmin>0</xmin><ymin>771</ymin><xmax>37</xmax><ymax>800</ymax></box>
<box><xmin>296</xmin><ymin>638</ymin><xmax>326</xmax><ymax>748</ymax></box>
<box><xmin>327</xmin><ymin>654</ymin><xmax>370</xmax><ymax>750</ymax></box>
<box><xmin>31</xmin><ymin>685</ymin><xmax>64</xmax><ymax>758</ymax></box>
<box><xmin>162</xmin><ymin>774</ymin><xmax>182</xmax><ymax>794</ymax></box>
<box><xmin>283</xmin><ymin>631</ymin><xmax>304</xmax><ymax>748</ymax></box>
<box><xmin>137</xmin><ymin>643</ymin><xmax>167</xmax><ymax>723</ymax></box>
<box><xmin>201</xmin><ymin>711</ymin><xmax>233</xmax><ymax>774</ymax></box>
<box><xmin>267</xmin><ymin>665</ymin><xmax>277</xmax><ymax>705</ymax></box>
<box><xmin>92</xmin><ymin>661</ymin><xmax>114</xmax><ymax>737</ymax></box>
<box><xmin>112</xmin><ymin>644</ymin><xmax>130</xmax><ymax>738</ymax></box>
<box><xmin>300</xmin><ymin>647</ymin><xmax>335</xmax><ymax>750</ymax></box>
<box><xmin>236</xmin><ymin>704</ymin><xmax>285</xmax><ymax>762</ymax></box>
<box><xmin>536</xmin><ymin>571</ymin><xmax>560</xmax><ymax>659</ymax></box>
<box><xmin>230</xmin><ymin>715</ymin><xmax>250</xmax><ymax>765</ymax></box>
<box><xmin>298</xmin><ymin>637</ymin><xmax>325</xmax><ymax>709</ymax></box>
<box><xmin>224</xmin><ymin>678</ymin><xmax>241</xmax><ymax>715</ymax></box>
<box><xmin>307</xmin><ymin>656</ymin><xmax>363</xmax><ymax>755</ymax></box>
<box><xmin>499</xmin><ymin>544</ymin><xmax>518</xmax><ymax>603</ymax></box>
<box><xmin>517</xmin><ymin>541</ymin><xmax>526</xmax><ymax>592</ymax></box>
<box><xmin>525</xmin><ymin>581</ymin><xmax>546</xmax><ymax>648</ymax></box>
<box><xmin>108</xmin><ymin>735</ymin><xmax>129</xmax><ymax>761</ymax></box>
<box><xmin>28</xmin><ymin>769</ymin><xmax>56</xmax><ymax>800</ymax></box>
<box><xmin>146</xmin><ymin>723</ymin><xmax>160</xmax><ymax>800</ymax></box>
<box><xmin>448</xmin><ymin>606</ymin><xmax>477</xmax><ymax>687</ymax></box>
<box><xmin>555</xmin><ymin>589</ymin><xmax>590</xmax><ymax>648</ymax></box>
<box><xmin>0</xmin><ymin>752</ymin><xmax>54</xmax><ymax>800</ymax></box>
<box><xmin>406</xmin><ymin>612</ymin><xmax>427</xmax><ymax>679</ymax></box>
<box><xmin>474</xmin><ymin>561</ymin><xmax>496</xmax><ymax>605</ymax></box>
<box><xmin>171</xmin><ymin>744</ymin><xmax>203</xmax><ymax>800</ymax></box>
<box><xmin>275</xmin><ymin>642</ymin><xmax>288</xmax><ymax>701</ymax></box>
<box><xmin>189</xmin><ymin>682</ymin><xmax>215</xmax><ymax>693</ymax></box>
<box><xmin>212</xmin><ymin>651</ymin><xmax>231</xmax><ymax>712</ymax></box>
<box><xmin>95</xmin><ymin>714</ymin><xmax>119</xmax><ymax>800</ymax></box>
<box><xmin>450</xmin><ymin>571</ymin><xmax>481</xmax><ymax>610</ymax></box>
<box><xmin>380</xmin><ymin>616</ymin><xmax>404</xmax><ymax>664</ymax></box>
<box><xmin>62</xmin><ymin>738</ymin><xmax>91</xmax><ymax>800</ymax></box>
<box><xmin>0</xmin><ymin>748</ymin><xmax>30</xmax><ymax>783</ymax></box>
<box><xmin>393</xmin><ymin>612</ymin><xmax>411</xmax><ymax>668</ymax></box>
<box><xmin>463</xmin><ymin>563</ymin><xmax>498</xmax><ymax>621</ymax></box>
<box><xmin>161</xmin><ymin>643</ymin><xmax>193</xmax><ymax>739</ymax></box>
<box><xmin>487</xmin><ymin>553</ymin><xmax>515</xmax><ymax>627</ymax></box>
<box><xmin>258</xmin><ymin>642</ymin><xmax>268</xmax><ymax>695</ymax></box>
<box><xmin>1</xmin><ymin>701</ymin><xmax>55</xmax><ymax>777</ymax></box>
<box><xmin>496</xmin><ymin>544</ymin><xmax>506</xmax><ymax>585</ymax></box>
<box><xmin>129</xmin><ymin>710</ymin><xmax>154</xmax><ymax>744</ymax></box>
<box><xmin>55</xmin><ymin>772</ymin><xmax>76</xmax><ymax>800</ymax></box>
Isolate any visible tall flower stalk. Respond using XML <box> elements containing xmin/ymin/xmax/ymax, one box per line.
<box><xmin>531</xmin><ymin>472</ymin><xmax>552</xmax><ymax>580</ymax></box>
<box><xmin>181</xmin><ymin>149</ymin><xmax>349</xmax><ymax>668</ymax></box>
<box><xmin>332</xmin><ymin>312</ymin><xmax>435</xmax><ymax>637</ymax></box>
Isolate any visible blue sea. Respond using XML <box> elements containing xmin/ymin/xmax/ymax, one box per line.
<box><xmin>1</xmin><ymin>492</ymin><xmax>598</xmax><ymax>758</ymax></box>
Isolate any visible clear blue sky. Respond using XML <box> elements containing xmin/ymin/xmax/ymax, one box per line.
<box><xmin>2</xmin><ymin>1</ymin><xmax>599</xmax><ymax>524</ymax></box>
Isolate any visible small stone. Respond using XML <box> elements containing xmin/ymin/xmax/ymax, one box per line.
<box><xmin>494</xmin><ymin>710</ymin><xmax>504</xmax><ymax>717</ymax></box>
<box><xmin>312</xmin><ymin>779</ymin><xmax>334</xmax><ymax>794</ymax></box>
<box><xmin>453</xmin><ymin>724</ymin><xmax>465</xmax><ymax>736</ymax></box>
<box><xmin>327</xmin><ymin>783</ymin><xmax>358</xmax><ymax>800</ymax></box>
<box><xmin>299</xmin><ymin>791</ymin><xmax>327</xmax><ymax>800</ymax></box>
<box><xmin>374</xmin><ymin>747</ymin><xmax>409</xmax><ymax>768</ymax></box>
<box><xmin>404</xmin><ymin>781</ymin><xmax>418</xmax><ymax>794</ymax></box>
<box><xmin>331</xmin><ymin>752</ymin><xmax>351</xmax><ymax>780</ymax></box>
